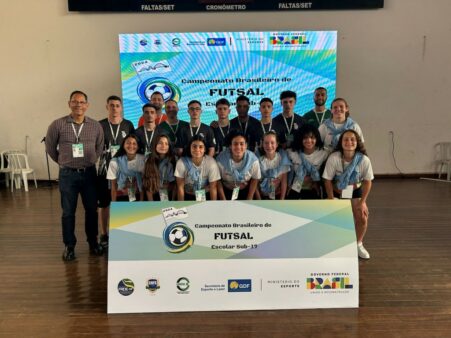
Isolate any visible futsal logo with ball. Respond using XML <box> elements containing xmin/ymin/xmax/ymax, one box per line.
<box><xmin>137</xmin><ymin>77</ymin><xmax>181</xmax><ymax>104</ymax></box>
<box><xmin>163</xmin><ymin>221</ymin><xmax>194</xmax><ymax>253</ymax></box>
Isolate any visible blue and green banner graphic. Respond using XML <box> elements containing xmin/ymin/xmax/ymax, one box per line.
<box><xmin>119</xmin><ymin>31</ymin><xmax>337</xmax><ymax>126</ymax></box>
<box><xmin>108</xmin><ymin>201</ymin><xmax>359</xmax><ymax>313</ymax></box>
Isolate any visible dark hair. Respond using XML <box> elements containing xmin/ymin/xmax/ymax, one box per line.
<box><xmin>225</xmin><ymin>129</ymin><xmax>248</xmax><ymax>147</ymax></box>
<box><xmin>314</xmin><ymin>87</ymin><xmax>327</xmax><ymax>94</ymax></box>
<box><xmin>292</xmin><ymin>124</ymin><xmax>323</xmax><ymax>151</ymax></box>
<box><xmin>69</xmin><ymin>90</ymin><xmax>88</xmax><ymax>102</ymax></box>
<box><xmin>114</xmin><ymin>134</ymin><xmax>143</xmax><ymax>158</ymax></box>
<box><xmin>216</xmin><ymin>98</ymin><xmax>230</xmax><ymax>107</ymax></box>
<box><xmin>153</xmin><ymin>134</ymin><xmax>175</xmax><ymax>160</ymax></box>
<box><xmin>334</xmin><ymin>129</ymin><xmax>367</xmax><ymax>156</ymax></box>
<box><xmin>259</xmin><ymin>97</ymin><xmax>273</xmax><ymax>106</ymax></box>
<box><xmin>142</xmin><ymin>103</ymin><xmax>159</xmax><ymax>113</ymax></box>
<box><xmin>331</xmin><ymin>97</ymin><xmax>348</xmax><ymax>107</ymax></box>
<box><xmin>280</xmin><ymin>90</ymin><xmax>296</xmax><ymax>101</ymax></box>
<box><xmin>331</xmin><ymin>97</ymin><xmax>350</xmax><ymax>118</ymax></box>
<box><xmin>107</xmin><ymin>95</ymin><xmax>122</xmax><ymax>103</ymax></box>
<box><xmin>188</xmin><ymin>100</ymin><xmax>202</xmax><ymax>107</ymax></box>
<box><xmin>165</xmin><ymin>99</ymin><xmax>178</xmax><ymax>106</ymax></box>
<box><xmin>258</xmin><ymin>131</ymin><xmax>280</xmax><ymax>157</ymax></box>
<box><xmin>142</xmin><ymin>134</ymin><xmax>175</xmax><ymax>194</ymax></box>
<box><xmin>236</xmin><ymin>95</ymin><xmax>250</xmax><ymax>104</ymax></box>
<box><xmin>182</xmin><ymin>134</ymin><xmax>207</xmax><ymax>157</ymax></box>
<box><xmin>150</xmin><ymin>91</ymin><xmax>164</xmax><ymax>100</ymax></box>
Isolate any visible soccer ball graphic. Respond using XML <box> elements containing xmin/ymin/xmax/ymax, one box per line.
<box><xmin>138</xmin><ymin>77</ymin><xmax>181</xmax><ymax>104</ymax></box>
<box><xmin>144</xmin><ymin>82</ymin><xmax>173</xmax><ymax>101</ymax></box>
<box><xmin>163</xmin><ymin>221</ymin><xmax>194</xmax><ymax>253</ymax></box>
<box><xmin>168</xmin><ymin>227</ymin><xmax>188</xmax><ymax>246</ymax></box>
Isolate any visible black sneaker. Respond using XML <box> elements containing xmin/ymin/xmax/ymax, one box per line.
<box><xmin>89</xmin><ymin>243</ymin><xmax>104</xmax><ymax>256</ymax></box>
<box><xmin>99</xmin><ymin>234</ymin><xmax>109</xmax><ymax>249</ymax></box>
<box><xmin>62</xmin><ymin>246</ymin><xmax>76</xmax><ymax>262</ymax></box>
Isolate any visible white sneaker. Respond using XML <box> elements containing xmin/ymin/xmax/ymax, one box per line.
<box><xmin>357</xmin><ymin>243</ymin><xmax>370</xmax><ymax>259</ymax></box>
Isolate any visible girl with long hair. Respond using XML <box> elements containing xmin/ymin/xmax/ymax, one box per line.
<box><xmin>107</xmin><ymin>134</ymin><xmax>145</xmax><ymax>202</ymax></box>
<box><xmin>142</xmin><ymin>134</ymin><xmax>176</xmax><ymax>201</ymax></box>
<box><xmin>323</xmin><ymin>129</ymin><xmax>374</xmax><ymax>259</ymax></box>
<box><xmin>318</xmin><ymin>98</ymin><xmax>364</xmax><ymax>152</ymax></box>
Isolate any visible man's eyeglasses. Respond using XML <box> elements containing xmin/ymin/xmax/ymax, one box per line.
<box><xmin>70</xmin><ymin>101</ymin><xmax>88</xmax><ymax>105</ymax></box>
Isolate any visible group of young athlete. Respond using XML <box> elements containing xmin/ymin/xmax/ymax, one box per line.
<box><xmin>99</xmin><ymin>87</ymin><xmax>373</xmax><ymax>259</ymax></box>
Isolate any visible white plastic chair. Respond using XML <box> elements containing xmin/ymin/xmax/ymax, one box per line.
<box><xmin>436</xmin><ymin>142</ymin><xmax>451</xmax><ymax>181</ymax></box>
<box><xmin>7</xmin><ymin>152</ymin><xmax>37</xmax><ymax>192</ymax></box>
<box><xmin>2</xmin><ymin>150</ymin><xmax>25</xmax><ymax>189</ymax></box>
<box><xmin>0</xmin><ymin>151</ymin><xmax>13</xmax><ymax>188</ymax></box>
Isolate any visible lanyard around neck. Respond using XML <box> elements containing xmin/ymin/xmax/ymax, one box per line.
<box><xmin>71</xmin><ymin>123</ymin><xmax>84</xmax><ymax>143</ymax></box>
<box><xmin>166</xmin><ymin>120</ymin><xmax>179</xmax><ymax>136</ymax></box>
<box><xmin>260</xmin><ymin>120</ymin><xmax>272</xmax><ymax>134</ymax></box>
<box><xmin>238</xmin><ymin>119</ymin><xmax>248</xmax><ymax>134</ymax></box>
<box><xmin>145</xmin><ymin>129</ymin><xmax>155</xmax><ymax>149</ymax></box>
<box><xmin>108</xmin><ymin>121</ymin><xmax>121</xmax><ymax>144</ymax></box>
<box><xmin>190</xmin><ymin>124</ymin><xmax>201</xmax><ymax>137</ymax></box>
<box><xmin>192</xmin><ymin>157</ymin><xmax>204</xmax><ymax>189</ymax></box>
<box><xmin>282</xmin><ymin>114</ymin><xmax>294</xmax><ymax>134</ymax></box>
<box><xmin>219</xmin><ymin>123</ymin><xmax>230</xmax><ymax>138</ymax></box>
<box><xmin>159</xmin><ymin>160</ymin><xmax>168</xmax><ymax>186</ymax></box>
<box><xmin>314</xmin><ymin>110</ymin><xmax>326</xmax><ymax>125</ymax></box>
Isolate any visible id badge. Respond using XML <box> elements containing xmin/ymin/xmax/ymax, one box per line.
<box><xmin>110</xmin><ymin>145</ymin><xmax>120</xmax><ymax>157</ymax></box>
<box><xmin>291</xmin><ymin>179</ymin><xmax>302</xmax><ymax>193</ymax></box>
<box><xmin>231</xmin><ymin>187</ymin><xmax>240</xmax><ymax>201</ymax></box>
<box><xmin>145</xmin><ymin>150</ymin><xmax>151</xmax><ymax>158</ymax></box>
<box><xmin>269</xmin><ymin>179</ymin><xmax>276</xmax><ymax>200</ymax></box>
<box><xmin>159</xmin><ymin>189</ymin><xmax>169</xmax><ymax>201</ymax></box>
<box><xmin>341</xmin><ymin>185</ymin><xmax>354</xmax><ymax>199</ymax></box>
<box><xmin>195</xmin><ymin>189</ymin><xmax>206</xmax><ymax>202</ymax></box>
<box><xmin>72</xmin><ymin>143</ymin><xmax>84</xmax><ymax>158</ymax></box>
<box><xmin>128</xmin><ymin>186</ymin><xmax>136</xmax><ymax>202</ymax></box>
<box><xmin>286</xmin><ymin>134</ymin><xmax>294</xmax><ymax>146</ymax></box>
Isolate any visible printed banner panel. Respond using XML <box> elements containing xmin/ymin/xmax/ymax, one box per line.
<box><xmin>108</xmin><ymin>200</ymin><xmax>359</xmax><ymax>313</ymax></box>
<box><xmin>118</xmin><ymin>31</ymin><xmax>337</xmax><ymax>126</ymax></box>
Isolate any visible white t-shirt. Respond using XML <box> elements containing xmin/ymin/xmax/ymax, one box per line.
<box><xmin>319</xmin><ymin>121</ymin><xmax>364</xmax><ymax>152</ymax></box>
<box><xmin>217</xmin><ymin>153</ymin><xmax>261</xmax><ymax>190</ymax></box>
<box><xmin>259</xmin><ymin>152</ymin><xmax>291</xmax><ymax>175</ymax></box>
<box><xmin>174</xmin><ymin>155</ymin><xmax>221</xmax><ymax>194</ymax></box>
<box><xmin>259</xmin><ymin>152</ymin><xmax>291</xmax><ymax>196</ymax></box>
<box><xmin>288</xmin><ymin>149</ymin><xmax>328</xmax><ymax>172</ymax></box>
<box><xmin>107</xmin><ymin>154</ymin><xmax>145</xmax><ymax>180</ymax></box>
<box><xmin>288</xmin><ymin>149</ymin><xmax>328</xmax><ymax>189</ymax></box>
<box><xmin>322</xmin><ymin>152</ymin><xmax>374</xmax><ymax>184</ymax></box>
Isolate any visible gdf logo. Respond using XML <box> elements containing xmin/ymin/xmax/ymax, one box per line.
<box><xmin>228</xmin><ymin>279</ymin><xmax>252</xmax><ymax>292</ymax></box>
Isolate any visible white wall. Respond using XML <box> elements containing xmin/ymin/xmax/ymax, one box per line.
<box><xmin>1</xmin><ymin>0</ymin><xmax>450</xmax><ymax>179</ymax></box>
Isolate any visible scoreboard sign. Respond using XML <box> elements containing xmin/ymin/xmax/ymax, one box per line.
<box><xmin>68</xmin><ymin>0</ymin><xmax>384</xmax><ymax>12</ymax></box>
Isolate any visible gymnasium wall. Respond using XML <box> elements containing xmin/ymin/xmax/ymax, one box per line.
<box><xmin>1</xmin><ymin>0</ymin><xmax>450</xmax><ymax>179</ymax></box>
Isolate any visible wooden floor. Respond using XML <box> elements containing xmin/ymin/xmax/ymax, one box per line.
<box><xmin>1</xmin><ymin>178</ymin><xmax>451</xmax><ymax>337</ymax></box>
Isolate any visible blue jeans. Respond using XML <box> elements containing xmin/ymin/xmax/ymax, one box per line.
<box><xmin>59</xmin><ymin>166</ymin><xmax>98</xmax><ymax>247</ymax></box>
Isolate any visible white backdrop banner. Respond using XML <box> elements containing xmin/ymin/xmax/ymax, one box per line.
<box><xmin>108</xmin><ymin>200</ymin><xmax>359</xmax><ymax>313</ymax></box>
